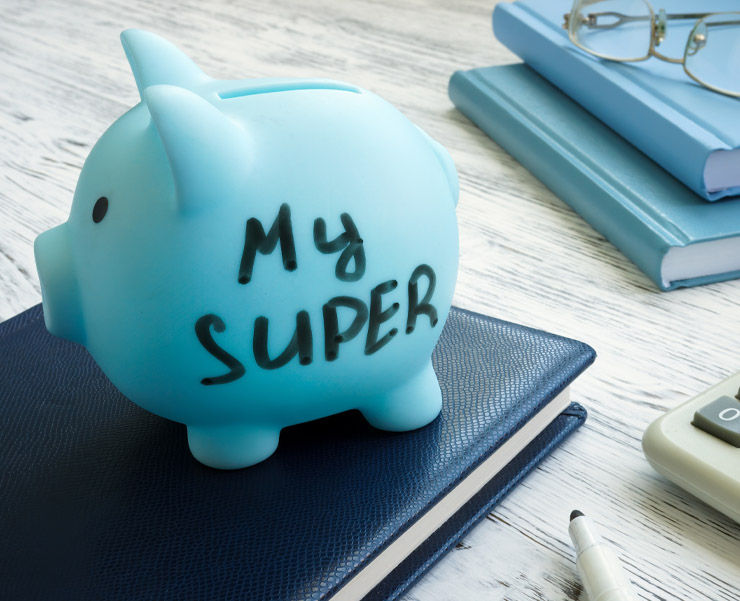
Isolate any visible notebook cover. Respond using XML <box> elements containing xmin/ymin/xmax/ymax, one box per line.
<box><xmin>448</xmin><ymin>63</ymin><xmax>740</xmax><ymax>291</ymax></box>
<box><xmin>493</xmin><ymin>0</ymin><xmax>740</xmax><ymax>201</ymax></box>
<box><xmin>0</xmin><ymin>304</ymin><xmax>594</xmax><ymax>601</ymax></box>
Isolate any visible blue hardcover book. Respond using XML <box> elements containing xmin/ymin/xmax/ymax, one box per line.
<box><xmin>0</xmin><ymin>304</ymin><xmax>593</xmax><ymax>601</ymax></box>
<box><xmin>449</xmin><ymin>63</ymin><xmax>740</xmax><ymax>290</ymax></box>
<box><xmin>493</xmin><ymin>0</ymin><xmax>740</xmax><ymax>201</ymax></box>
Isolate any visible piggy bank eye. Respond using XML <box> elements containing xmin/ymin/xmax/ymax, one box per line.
<box><xmin>92</xmin><ymin>196</ymin><xmax>109</xmax><ymax>223</ymax></box>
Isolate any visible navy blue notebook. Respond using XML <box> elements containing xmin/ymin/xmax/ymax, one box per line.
<box><xmin>0</xmin><ymin>304</ymin><xmax>594</xmax><ymax>601</ymax></box>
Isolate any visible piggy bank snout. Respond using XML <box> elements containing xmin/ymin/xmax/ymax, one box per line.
<box><xmin>34</xmin><ymin>224</ymin><xmax>85</xmax><ymax>344</ymax></box>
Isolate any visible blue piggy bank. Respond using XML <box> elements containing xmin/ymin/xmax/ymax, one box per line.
<box><xmin>34</xmin><ymin>30</ymin><xmax>459</xmax><ymax>469</ymax></box>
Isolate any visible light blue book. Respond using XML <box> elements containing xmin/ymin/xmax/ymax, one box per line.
<box><xmin>448</xmin><ymin>63</ymin><xmax>740</xmax><ymax>290</ymax></box>
<box><xmin>493</xmin><ymin>0</ymin><xmax>740</xmax><ymax>201</ymax></box>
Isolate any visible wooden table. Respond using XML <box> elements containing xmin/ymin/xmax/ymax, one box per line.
<box><xmin>1</xmin><ymin>1</ymin><xmax>738</xmax><ymax>599</ymax></box>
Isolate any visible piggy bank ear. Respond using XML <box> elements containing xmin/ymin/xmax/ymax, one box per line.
<box><xmin>121</xmin><ymin>29</ymin><xmax>209</xmax><ymax>97</ymax></box>
<box><xmin>144</xmin><ymin>85</ymin><xmax>250</xmax><ymax>214</ymax></box>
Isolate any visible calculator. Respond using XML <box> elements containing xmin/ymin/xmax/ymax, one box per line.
<box><xmin>642</xmin><ymin>371</ymin><xmax>740</xmax><ymax>524</ymax></box>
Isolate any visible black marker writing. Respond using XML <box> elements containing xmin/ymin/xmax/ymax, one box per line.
<box><xmin>195</xmin><ymin>314</ymin><xmax>246</xmax><ymax>385</ymax></box>
<box><xmin>238</xmin><ymin>203</ymin><xmax>297</xmax><ymax>284</ymax></box>
<box><xmin>314</xmin><ymin>213</ymin><xmax>366</xmax><ymax>282</ymax></box>
<box><xmin>406</xmin><ymin>264</ymin><xmax>438</xmax><ymax>333</ymax></box>
<box><xmin>253</xmin><ymin>310</ymin><xmax>313</xmax><ymax>369</ymax></box>
<box><xmin>322</xmin><ymin>296</ymin><xmax>369</xmax><ymax>361</ymax></box>
<box><xmin>365</xmin><ymin>279</ymin><xmax>399</xmax><ymax>355</ymax></box>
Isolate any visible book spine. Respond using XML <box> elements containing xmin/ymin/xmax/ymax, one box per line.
<box><xmin>448</xmin><ymin>69</ymin><xmax>670</xmax><ymax>289</ymax></box>
<box><xmin>492</xmin><ymin>3</ymin><xmax>718</xmax><ymax>201</ymax></box>
<box><xmin>365</xmin><ymin>406</ymin><xmax>587</xmax><ymax>601</ymax></box>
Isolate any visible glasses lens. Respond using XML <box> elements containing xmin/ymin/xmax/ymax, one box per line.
<box><xmin>570</xmin><ymin>0</ymin><xmax>652</xmax><ymax>60</ymax></box>
<box><xmin>684</xmin><ymin>13</ymin><xmax>740</xmax><ymax>97</ymax></box>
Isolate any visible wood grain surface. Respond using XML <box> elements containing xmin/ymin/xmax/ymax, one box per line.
<box><xmin>1</xmin><ymin>1</ymin><xmax>738</xmax><ymax>599</ymax></box>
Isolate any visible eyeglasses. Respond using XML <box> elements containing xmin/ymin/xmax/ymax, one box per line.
<box><xmin>562</xmin><ymin>0</ymin><xmax>740</xmax><ymax>98</ymax></box>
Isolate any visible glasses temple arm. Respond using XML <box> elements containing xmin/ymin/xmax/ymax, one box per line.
<box><xmin>701</xmin><ymin>19</ymin><xmax>740</xmax><ymax>27</ymax></box>
<box><xmin>564</xmin><ymin>9</ymin><xmax>739</xmax><ymax>31</ymax></box>
<box><xmin>570</xmin><ymin>11</ymin><xmax>720</xmax><ymax>31</ymax></box>
<box><xmin>664</xmin><ymin>12</ymin><xmax>712</xmax><ymax>21</ymax></box>
<box><xmin>563</xmin><ymin>11</ymin><xmax>647</xmax><ymax>30</ymax></box>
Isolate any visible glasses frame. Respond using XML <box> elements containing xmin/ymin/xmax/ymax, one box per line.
<box><xmin>562</xmin><ymin>0</ymin><xmax>740</xmax><ymax>98</ymax></box>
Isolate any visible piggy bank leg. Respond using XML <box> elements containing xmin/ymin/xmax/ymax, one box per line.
<box><xmin>186</xmin><ymin>424</ymin><xmax>280</xmax><ymax>469</ymax></box>
<box><xmin>360</xmin><ymin>362</ymin><xmax>442</xmax><ymax>432</ymax></box>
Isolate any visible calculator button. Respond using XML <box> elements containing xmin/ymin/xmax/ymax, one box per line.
<box><xmin>692</xmin><ymin>396</ymin><xmax>740</xmax><ymax>448</ymax></box>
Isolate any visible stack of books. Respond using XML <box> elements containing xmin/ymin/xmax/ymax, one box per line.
<box><xmin>449</xmin><ymin>0</ymin><xmax>740</xmax><ymax>291</ymax></box>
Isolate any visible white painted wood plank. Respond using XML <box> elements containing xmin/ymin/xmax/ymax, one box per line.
<box><xmin>1</xmin><ymin>1</ymin><xmax>738</xmax><ymax>600</ymax></box>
